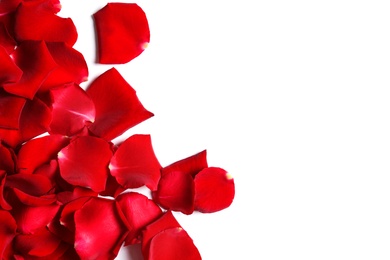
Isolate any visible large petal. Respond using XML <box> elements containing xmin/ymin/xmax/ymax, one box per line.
<box><xmin>194</xmin><ymin>167</ymin><xmax>235</xmax><ymax>213</ymax></box>
<box><xmin>116</xmin><ymin>192</ymin><xmax>162</xmax><ymax>245</ymax></box>
<box><xmin>0</xmin><ymin>89</ymin><xmax>26</xmax><ymax>130</ymax></box>
<box><xmin>86</xmin><ymin>68</ymin><xmax>153</xmax><ymax>141</ymax></box>
<box><xmin>58</xmin><ymin>136</ymin><xmax>112</xmax><ymax>192</ymax></box>
<box><xmin>49</xmin><ymin>83</ymin><xmax>95</xmax><ymax>136</ymax></box>
<box><xmin>162</xmin><ymin>150</ymin><xmax>208</xmax><ymax>178</ymax></box>
<box><xmin>5</xmin><ymin>173</ymin><xmax>53</xmax><ymax>196</ymax></box>
<box><xmin>0</xmin><ymin>210</ymin><xmax>17</xmax><ymax>259</ymax></box>
<box><xmin>110</xmin><ymin>134</ymin><xmax>161</xmax><ymax>190</ymax></box>
<box><xmin>74</xmin><ymin>197</ymin><xmax>128</xmax><ymax>260</ymax></box>
<box><xmin>0</xmin><ymin>45</ymin><xmax>22</xmax><ymax>85</ymax></box>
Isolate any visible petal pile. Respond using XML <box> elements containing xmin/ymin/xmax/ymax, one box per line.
<box><xmin>0</xmin><ymin>1</ymin><xmax>235</xmax><ymax>259</ymax></box>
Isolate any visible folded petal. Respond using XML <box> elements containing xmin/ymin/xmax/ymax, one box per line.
<box><xmin>0</xmin><ymin>141</ymin><xmax>17</xmax><ymax>173</ymax></box>
<box><xmin>12</xmin><ymin>188</ymin><xmax>57</xmax><ymax>206</ymax></box>
<box><xmin>0</xmin><ymin>45</ymin><xmax>22</xmax><ymax>86</ymax></box>
<box><xmin>110</xmin><ymin>134</ymin><xmax>161</xmax><ymax>190</ymax></box>
<box><xmin>0</xmin><ymin>210</ymin><xmax>17</xmax><ymax>259</ymax></box>
<box><xmin>194</xmin><ymin>167</ymin><xmax>235</xmax><ymax>213</ymax></box>
<box><xmin>49</xmin><ymin>83</ymin><xmax>95</xmax><ymax>136</ymax></box>
<box><xmin>74</xmin><ymin>197</ymin><xmax>128</xmax><ymax>260</ymax></box>
<box><xmin>152</xmin><ymin>170</ymin><xmax>194</xmax><ymax>215</ymax></box>
<box><xmin>116</xmin><ymin>192</ymin><xmax>162</xmax><ymax>245</ymax></box>
<box><xmin>5</xmin><ymin>173</ymin><xmax>53</xmax><ymax>196</ymax></box>
<box><xmin>0</xmin><ymin>170</ymin><xmax>11</xmax><ymax>210</ymax></box>
<box><xmin>0</xmin><ymin>90</ymin><xmax>26</xmax><ymax>130</ymax></box>
<box><xmin>162</xmin><ymin>150</ymin><xmax>208</xmax><ymax>178</ymax></box>
<box><xmin>86</xmin><ymin>68</ymin><xmax>153</xmax><ymax>140</ymax></box>
<box><xmin>58</xmin><ymin>136</ymin><xmax>112</xmax><ymax>192</ymax></box>
<box><xmin>93</xmin><ymin>3</ymin><xmax>150</xmax><ymax>64</ymax></box>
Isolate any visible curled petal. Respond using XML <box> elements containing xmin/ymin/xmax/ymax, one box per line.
<box><xmin>194</xmin><ymin>167</ymin><xmax>235</xmax><ymax>213</ymax></box>
<box><xmin>18</xmin><ymin>134</ymin><xmax>69</xmax><ymax>174</ymax></box>
<box><xmin>93</xmin><ymin>3</ymin><xmax>150</xmax><ymax>64</ymax></box>
<box><xmin>5</xmin><ymin>173</ymin><xmax>53</xmax><ymax>196</ymax></box>
<box><xmin>0</xmin><ymin>141</ymin><xmax>17</xmax><ymax>173</ymax></box>
<box><xmin>152</xmin><ymin>170</ymin><xmax>194</xmax><ymax>215</ymax></box>
<box><xmin>0</xmin><ymin>45</ymin><xmax>22</xmax><ymax>85</ymax></box>
<box><xmin>116</xmin><ymin>192</ymin><xmax>162</xmax><ymax>245</ymax></box>
<box><xmin>59</xmin><ymin>196</ymin><xmax>91</xmax><ymax>232</ymax></box>
<box><xmin>74</xmin><ymin>197</ymin><xmax>128</xmax><ymax>260</ymax></box>
<box><xmin>0</xmin><ymin>90</ymin><xmax>26</xmax><ymax>130</ymax></box>
<box><xmin>87</xmin><ymin>68</ymin><xmax>153</xmax><ymax>140</ymax></box>
<box><xmin>12</xmin><ymin>188</ymin><xmax>57</xmax><ymax>206</ymax></box>
<box><xmin>49</xmin><ymin>83</ymin><xmax>95</xmax><ymax>136</ymax></box>
<box><xmin>110</xmin><ymin>134</ymin><xmax>161</xmax><ymax>190</ymax></box>
<box><xmin>0</xmin><ymin>210</ymin><xmax>17</xmax><ymax>259</ymax></box>
<box><xmin>58</xmin><ymin>136</ymin><xmax>112</xmax><ymax>192</ymax></box>
<box><xmin>0</xmin><ymin>171</ymin><xmax>11</xmax><ymax>210</ymax></box>
<box><xmin>162</xmin><ymin>150</ymin><xmax>208</xmax><ymax>178</ymax></box>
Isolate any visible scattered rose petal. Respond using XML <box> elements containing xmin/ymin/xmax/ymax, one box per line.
<box><xmin>93</xmin><ymin>3</ymin><xmax>150</xmax><ymax>64</ymax></box>
<box><xmin>0</xmin><ymin>141</ymin><xmax>16</xmax><ymax>174</ymax></box>
<box><xmin>0</xmin><ymin>210</ymin><xmax>17</xmax><ymax>259</ymax></box>
<box><xmin>0</xmin><ymin>45</ymin><xmax>22</xmax><ymax>86</ymax></box>
<box><xmin>0</xmin><ymin>90</ymin><xmax>26</xmax><ymax>130</ymax></box>
<box><xmin>5</xmin><ymin>173</ymin><xmax>53</xmax><ymax>196</ymax></box>
<box><xmin>162</xmin><ymin>150</ymin><xmax>208</xmax><ymax>178</ymax></box>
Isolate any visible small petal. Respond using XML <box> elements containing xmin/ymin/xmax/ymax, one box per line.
<box><xmin>110</xmin><ymin>134</ymin><xmax>161</xmax><ymax>190</ymax></box>
<box><xmin>0</xmin><ymin>141</ymin><xmax>17</xmax><ymax>173</ymax></box>
<box><xmin>0</xmin><ymin>90</ymin><xmax>26</xmax><ymax>130</ymax></box>
<box><xmin>0</xmin><ymin>210</ymin><xmax>17</xmax><ymax>259</ymax></box>
<box><xmin>93</xmin><ymin>3</ymin><xmax>150</xmax><ymax>64</ymax></box>
<box><xmin>0</xmin><ymin>45</ymin><xmax>22</xmax><ymax>85</ymax></box>
<box><xmin>194</xmin><ymin>167</ymin><xmax>235</xmax><ymax>213</ymax></box>
<box><xmin>162</xmin><ymin>150</ymin><xmax>208</xmax><ymax>178</ymax></box>
<box><xmin>5</xmin><ymin>173</ymin><xmax>53</xmax><ymax>196</ymax></box>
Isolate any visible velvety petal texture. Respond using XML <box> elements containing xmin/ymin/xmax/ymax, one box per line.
<box><xmin>93</xmin><ymin>3</ymin><xmax>150</xmax><ymax>64</ymax></box>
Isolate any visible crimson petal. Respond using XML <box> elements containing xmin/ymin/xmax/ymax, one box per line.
<box><xmin>0</xmin><ymin>171</ymin><xmax>11</xmax><ymax>210</ymax></box>
<box><xmin>162</xmin><ymin>150</ymin><xmax>208</xmax><ymax>178</ymax></box>
<box><xmin>0</xmin><ymin>90</ymin><xmax>26</xmax><ymax>130</ymax></box>
<box><xmin>74</xmin><ymin>197</ymin><xmax>128</xmax><ymax>260</ymax></box>
<box><xmin>116</xmin><ymin>192</ymin><xmax>162</xmax><ymax>245</ymax></box>
<box><xmin>0</xmin><ymin>210</ymin><xmax>17</xmax><ymax>259</ymax></box>
<box><xmin>0</xmin><ymin>22</ymin><xmax>16</xmax><ymax>54</ymax></box>
<box><xmin>0</xmin><ymin>141</ymin><xmax>17</xmax><ymax>173</ymax></box>
<box><xmin>86</xmin><ymin>68</ymin><xmax>153</xmax><ymax>140</ymax></box>
<box><xmin>58</xmin><ymin>136</ymin><xmax>112</xmax><ymax>192</ymax></box>
<box><xmin>194</xmin><ymin>167</ymin><xmax>235</xmax><ymax>213</ymax></box>
<box><xmin>93</xmin><ymin>3</ymin><xmax>150</xmax><ymax>64</ymax></box>
<box><xmin>110</xmin><ymin>134</ymin><xmax>161</xmax><ymax>190</ymax></box>
<box><xmin>5</xmin><ymin>173</ymin><xmax>53</xmax><ymax>196</ymax></box>
<box><xmin>0</xmin><ymin>45</ymin><xmax>22</xmax><ymax>86</ymax></box>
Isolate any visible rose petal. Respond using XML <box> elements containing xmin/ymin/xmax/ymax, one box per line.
<box><xmin>152</xmin><ymin>170</ymin><xmax>195</xmax><ymax>215</ymax></box>
<box><xmin>18</xmin><ymin>134</ymin><xmax>69</xmax><ymax>174</ymax></box>
<box><xmin>12</xmin><ymin>188</ymin><xmax>57</xmax><ymax>206</ymax></box>
<box><xmin>5</xmin><ymin>173</ymin><xmax>53</xmax><ymax>196</ymax></box>
<box><xmin>86</xmin><ymin>67</ymin><xmax>153</xmax><ymax>141</ymax></box>
<box><xmin>0</xmin><ymin>45</ymin><xmax>22</xmax><ymax>85</ymax></box>
<box><xmin>58</xmin><ymin>136</ymin><xmax>112</xmax><ymax>192</ymax></box>
<box><xmin>110</xmin><ymin>134</ymin><xmax>161</xmax><ymax>190</ymax></box>
<box><xmin>2</xmin><ymin>40</ymin><xmax>57</xmax><ymax>99</ymax></box>
<box><xmin>0</xmin><ymin>210</ymin><xmax>17</xmax><ymax>259</ymax></box>
<box><xmin>0</xmin><ymin>141</ymin><xmax>17</xmax><ymax>174</ymax></box>
<box><xmin>0</xmin><ymin>170</ymin><xmax>11</xmax><ymax>210</ymax></box>
<box><xmin>14</xmin><ymin>2</ymin><xmax>77</xmax><ymax>46</ymax></box>
<box><xmin>194</xmin><ymin>167</ymin><xmax>235</xmax><ymax>213</ymax></box>
<box><xmin>162</xmin><ymin>150</ymin><xmax>208</xmax><ymax>178</ymax></box>
<box><xmin>59</xmin><ymin>196</ymin><xmax>91</xmax><ymax>232</ymax></box>
<box><xmin>148</xmin><ymin>227</ymin><xmax>201</xmax><ymax>260</ymax></box>
<box><xmin>0</xmin><ymin>89</ymin><xmax>26</xmax><ymax>130</ymax></box>
<box><xmin>49</xmin><ymin>83</ymin><xmax>95</xmax><ymax>136</ymax></box>
<box><xmin>74</xmin><ymin>197</ymin><xmax>128</xmax><ymax>260</ymax></box>
<box><xmin>93</xmin><ymin>3</ymin><xmax>150</xmax><ymax>64</ymax></box>
<box><xmin>116</xmin><ymin>192</ymin><xmax>162</xmax><ymax>245</ymax></box>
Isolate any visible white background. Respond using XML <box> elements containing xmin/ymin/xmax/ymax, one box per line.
<box><xmin>60</xmin><ymin>1</ymin><xmax>390</xmax><ymax>259</ymax></box>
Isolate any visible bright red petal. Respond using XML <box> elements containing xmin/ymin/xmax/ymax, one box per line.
<box><xmin>152</xmin><ymin>170</ymin><xmax>194</xmax><ymax>215</ymax></box>
<box><xmin>110</xmin><ymin>134</ymin><xmax>161</xmax><ymax>190</ymax></box>
<box><xmin>194</xmin><ymin>167</ymin><xmax>235</xmax><ymax>213</ymax></box>
<box><xmin>0</xmin><ymin>210</ymin><xmax>17</xmax><ymax>259</ymax></box>
<box><xmin>0</xmin><ymin>45</ymin><xmax>22</xmax><ymax>85</ymax></box>
<box><xmin>148</xmin><ymin>227</ymin><xmax>201</xmax><ymax>260</ymax></box>
<box><xmin>49</xmin><ymin>83</ymin><xmax>95</xmax><ymax>136</ymax></box>
<box><xmin>86</xmin><ymin>68</ymin><xmax>153</xmax><ymax>141</ymax></box>
<box><xmin>18</xmin><ymin>134</ymin><xmax>69</xmax><ymax>174</ymax></box>
<box><xmin>162</xmin><ymin>150</ymin><xmax>208</xmax><ymax>178</ymax></box>
<box><xmin>116</xmin><ymin>192</ymin><xmax>162</xmax><ymax>245</ymax></box>
<box><xmin>93</xmin><ymin>3</ymin><xmax>150</xmax><ymax>64</ymax></box>
<box><xmin>0</xmin><ymin>90</ymin><xmax>25</xmax><ymax>130</ymax></box>
<box><xmin>74</xmin><ymin>197</ymin><xmax>128</xmax><ymax>260</ymax></box>
<box><xmin>58</xmin><ymin>136</ymin><xmax>112</xmax><ymax>192</ymax></box>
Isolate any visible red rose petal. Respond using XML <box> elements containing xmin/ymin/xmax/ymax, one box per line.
<box><xmin>14</xmin><ymin>2</ymin><xmax>77</xmax><ymax>46</ymax></box>
<box><xmin>0</xmin><ymin>210</ymin><xmax>17</xmax><ymax>259</ymax></box>
<box><xmin>148</xmin><ymin>227</ymin><xmax>201</xmax><ymax>260</ymax></box>
<box><xmin>12</xmin><ymin>188</ymin><xmax>57</xmax><ymax>206</ymax></box>
<box><xmin>5</xmin><ymin>173</ymin><xmax>53</xmax><ymax>196</ymax></box>
<box><xmin>0</xmin><ymin>141</ymin><xmax>17</xmax><ymax>174</ymax></box>
<box><xmin>18</xmin><ymin>134</ymin><xmax>69</xmax><ymax>174</ymax></box>
<box><xmin>3</xmin><ymin>40</ymin><xmax>57</xmax><ymax>99</ymax></box>
<box><xmin>162</xmin><ymin>150</ymin><xmax>208</xmax><ymax>178</ymax></box>
<box><xmin>0</xmin><ymin>22</ymin><xmax>16</xmax><ymax>54</ymax></box>
<box><xmin>0</xmin><ymin>90</ymin><xmax>26</xmax><ymax>130</ymax></box>
<box><xmin>40</xmin><ymin>42</ymin><xmax>89</xmax><ymax>91</ymax></box>
<box><xmin>86</xmin><ymin>68</ymin><xmax>153</xmax><ymax>141</ymax></box>
<box><xmin>116</xmin><ymin>192</ymin><xmax>162</xmax><ymax>245</ymax></box>
<box><xmin>93</xmin><ymin>3</ymin><xmax>150</xmax><ymax>64</ymax></box>
<box><xmin>110</xmin><ymin>134</ymin><xmax>161</xmax><ymax>190</ymax></box>
<box><xmin>0</xmin><ymin>45</ymin><xmax>22</xmax><ymax>86</ymax></box>
<box><xmin>0</xmin><ymin>171</ymin><xmax>11</xmax><ymax>210</ymax></box>
<box><xmin>58</xmin><ymin>136</ymin><xmax>112</xmax><ymax>192</ymax></box>
<box><xmin>194</xmin><ymin>167</ymin><xmax>235</xmax><ymax>213</ymax></box>
<box><xmin>49</xmin><ymin>83</ymin><xmax>95</xmax><ymax>136</ymax></box>
<box><xmin>74</xmin><ymin>197</ymin><xmax>128</xmax><ymax>260</ymax></box>
<box><xmin>152</xmin><ymin>170</ymin><xmax>195</xmax><ymax>215</ymax></box>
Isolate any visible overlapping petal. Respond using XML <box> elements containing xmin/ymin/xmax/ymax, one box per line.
<box><xmin>0</xmin><ymin>210</ymin><xmax>17</xmax><ymax>259</ymax></box>
<box><xmin>162</xmin><ymin>150</ymin><xmax>208</xmax><ymax>178</ymax></box>
<box><xmin>0</xmin><ymin>90</ymin><xmax>25</xmax><ymax>130</ymax></box>
<box><xmin>0</xmin><ymin>22</ymin><xmax>16</xmax><ymax>54</ymax></box>
<box><xmin>0</xmin><ymin>141</ymin><xmax>17</xmax><ymax>173</ymax></box>
<box><xmin>0</xmin><ymin>45</ymin><xmax>22</xmax><ymax>86</ymax></box>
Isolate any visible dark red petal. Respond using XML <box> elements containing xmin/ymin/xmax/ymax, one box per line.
<box><xmin>0</xmin><ymin>210</ymin><xmax>17</xmax><ymax>259</ymax></box>
<box><xmin>194</xmin><ymin>167</ymin><xmax>235</xmax><ymax>213</ymax></box>
<box><xmin>0</xmin><ymin>141</ymin><xmax>17</xmax><ymax>173</ymax></box>
<box><xmin>40</xmin><ymin>42</ymin><xmax>89</xmax><ymax>91</ymax></box>
<box><xmin>74</xmin><ymin>197</ymin><xmax>128</xmax><ymax>260</ymax></box>
<box><xmin>148</xmin><ymin>227</ymin><xmax>201</xmax><ymax>260</ymax></box>
<box><xmin>99</xmin><ymin>174</ymin><xmax>125</xmax><ymax>198</ymax></box>
<box><xmin>59</xmin><ymin>196</ymin><xmax>91</xmax><ymax>232</ymax></box>
<box><xmin>0</xmin><ymin>22</ymin><xmax>16</xmax><ymax>54</ymax></box>
<box><xmin>12</xmin><ymin>188</ymin><xmax>57</xmax><ymax>206</ymax></box>
<box><xmin>152</xmin><ymin>170</ymin><xmax>194</xmax><ymax>215</ymax></box>
<box><xmin>0</xmin><ymin>171</ymin><xmax>11</xmax><ymax>210</ymax></box>
<box><xmin>0</xmin><ymin>97</ymin><xmax>52</xmax><ymax>148</ymax></box>
<box><xmin>110</xmin><ymin>134</ymin><xmax>161</xmax><ymax>190</ymax></box>
<box><xmin>5</xmin><ymin>173</ymin><xmax>53</xmax><ymax>196</ymax></box>
<box><xmin>14</xmin><ymin>3</ymin><xmax>77</xmax><ymax>46</ymax></box>
<box><xmin>3</xmin><ymin>41</ymin><xmax>57</xmax><ymax>99</ymax></box>
<box><xmin>93</xmin><ymin>3</ymin><xmax>150</xmax><ymax>64</ymax></box>
<box><xmin>18</xmin><ymin>134</ymin><xmax>69</xmax><ymax>174</ymax></box>
<box><xmin>58</xmin><ymin>136</ymin><xmax>112</xmax><ymax>192</ymax></box>
<box><xmin>86</xmin><ymin>68</ymin><xmax>153</xmax><ymax>140</ymax></box>
<box><xmin>116</xmin><ymin>192</ymin><xmax>162</xmax><ymax>245</ymax></box>
<box><xmin>0</xmin><ymin>45</ymin><xmax>22</xmax><ymax>85</ymax></box>
<box><xmin>162</xmin><ymin>150</ymin><xmax>208</xmax><ymax>178</ymax></box>
<box><xmin>49</xmin><ymin>83</ymin><xmax>95</xmax><ymax>136</ymax></box>
<box><xmin>0</xmin><ymin>90</ymin><xmax>25</xmax><ymax>130</ymax></box>
<box><xmin>0</xmin><ymin>0</ymin><xmax>20</xmax><ymax>15</ymax></box>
